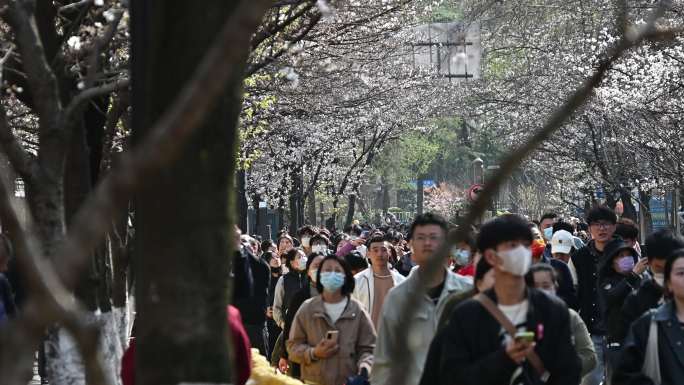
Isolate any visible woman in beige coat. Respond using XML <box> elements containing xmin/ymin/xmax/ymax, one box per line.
<box><xmin>287</xmin><ymin>254</ymin><xmax>376</xmax><ymax>385</ymax></box>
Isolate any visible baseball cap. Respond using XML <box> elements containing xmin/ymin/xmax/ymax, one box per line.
<box><xmin>551</xmin><ymin>230</ymin><xmax>573</xmax><ymax>254</ymax></box>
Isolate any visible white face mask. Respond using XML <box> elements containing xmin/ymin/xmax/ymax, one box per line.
<box><xmin>540</xmin><ymin>288</ymin><xmax>556</xmax><ymax>297</ymax></box>
<box><xmin>298</xmin><ymin>257</ymin><xmax>308</xmax><ymax>271</ymax></box>
<box><xmin>497</xmin><ymin>245</ymin><xmax>532</xmax><ymax>276</ymax></box>
<box><xmin>654</xmin><ymin>272</ymin><xmax>665</xmax><ymax>287</ymax></box>
<box><xmin>312</xmin><ymin>244</ymin><xmax>327</xmax><ymax>254</ymax></box>
<box><xmin>301</xmin><ymin>237</ymin><xmax>311</xmax><ymax>248</ymax></box>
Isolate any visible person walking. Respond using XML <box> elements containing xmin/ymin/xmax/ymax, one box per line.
<box><xmin>527</xmin><ymin>263</ymin><xmax>597</xmax><ymax>379</ymax></box>
<box><xmin>352</xmin><ymin>235</ymin><xmax>405</xmax><ymax>329</ymax></box>
<box><xmin>372</xmin><ymin>213</ymin><xmax>472</xmax><ymax>385</ymax></box>
<box><xmin>287</xmin><ymin>254</ymin><xmax>375</xmax><ymax>385</ymax></box>
<box><xmin>272</xmin><ymin>248</ymin><xmax>308</xmax><ymax>330</ymax></box>
<box><xmin>419</xmin><ymin>214</ymin><xmax>581</xmax><ymax>385</ymax></box>
<box><xmin>613</xmin><ymin>248</ymin><xmax>684</xmax><ymax>384</ymax></box>
<box><xmin>572</xmin><ymin>206</ymin><xmax>618</xmax><ymax>385</ymax></box>
<box><xmin>620</xmin><ymin>229</ymin><xmax>684</xmax><ymax>342</ymax></box>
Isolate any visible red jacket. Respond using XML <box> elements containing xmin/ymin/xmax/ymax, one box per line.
<box><xmin>121</xmin><ymin>305</ymin><xmax>252</xmax><ymax>385</ymax></box>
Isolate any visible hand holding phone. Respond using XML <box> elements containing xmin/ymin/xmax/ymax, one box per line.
<box><xmin>633</xmin><ymin>257</ymin><xmax>649</xmax><ymax>275</ymax></box>
<box><xmin>314</xmin><ymin>331</ymin><xmax>339</xmax><ymax>359</ymax></box>
<box><xmin>514</xmin><ymin>331</ymin><xmax>535</xmax><ymax>343</ymax></box>
<box><xmin>326</xmin><ymin>330</ymin><xmax>339</xmax><ymax>343</ymax></box>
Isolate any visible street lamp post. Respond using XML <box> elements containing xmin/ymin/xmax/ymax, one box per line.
<box><xmin>472</xmin><ymin>157</ymin><xmax>484</xmax><ymax>185</ymax></box>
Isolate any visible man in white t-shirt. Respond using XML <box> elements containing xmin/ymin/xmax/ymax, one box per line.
<box><xmin>353</xmin><ymin>235</ymin><xmax>405</xmax><ymax>329</ymax></box>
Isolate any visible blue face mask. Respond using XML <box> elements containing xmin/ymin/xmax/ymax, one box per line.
<box><xmin>451</xmin><ymin>248</ymin><xmax>470</xmax><ymax>266</ymax></box>
<box><xmin>543</xmin><ymin>227</ymin><xmax>553</xmax><ymax>241</ymax></box>
<box><xmin>320</xmin><ymin>271</ymin><xmax>345</xmax><ymax>292</ymax></box>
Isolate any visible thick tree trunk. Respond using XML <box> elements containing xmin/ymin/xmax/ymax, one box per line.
<box><xmin>237</xmin><ymin>169</ymin><xmax>249</xmax><ymax>232</ymax></box>
<box><xmin>131</xmin><ymin>1</ymin><xmax>242</xmax><ymax>383</ymax></box>
<box><xmin>307</xmin><ymin>188</ymin><xmax>316</xmax><ymax>226</ymax></box>
<box><xmin>619</xmin><ymin>188</ymin><xmax>638</xmax><ymax>221</ymax></box>
<box><xmin>344</xmin><ymin>194</ymin><xmax>356</xmax><ymax>229</ymax></box>
<box><xmin>381</xmin><ymin>174</ymin><xmax>390</xmax><ymax>216</ymax></box>
<box><xmin>640</xmin><ymin>189</ymin><xmax>653</xmax><ymax>237</ymax></box>
<box><xmin>416</xmin><ymin>179</ymin><xmax>424</xmax><ymax>215</ymax></box>
<box><xmin>289</xmin><ymin>168</ymin><xmax>301</xmax><ymax>235</ymax></box>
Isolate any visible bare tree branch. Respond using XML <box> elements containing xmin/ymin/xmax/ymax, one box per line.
<box><xmin>3</xmin><ymin>1</ymin><xmax>64</xmax><ymax>132</ymax></box>
<box><xmin>246</xmin><ymin>12</ymin><xmax>322</xmax><ymax>76</ymax></box>
<box><xmin>53</xmin><ymin>0</ymin><xmax>275</xmax><ymax>290</ymax></box>
<box><xmin>0</xmin><ymin>152</ymin><xmax>112</xmax><ymax>385</ymax></box>
<box><xmin>57</xmin><ymin>0</ymin><xmax>93</xmax><ymax>14</ymax></box>
<box><xmin>386</xmin><ymin>2</ymin><xmax>678</xmax><ymax>384</ymax></box>
<box><xmin>63</xmin><ymin>77</ymin><xmax>130</xmax><ymax>127</ymax></box>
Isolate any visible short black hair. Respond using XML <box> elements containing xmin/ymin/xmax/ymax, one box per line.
<box><xmin>261</xmin><ymin>239</ymin><xmax>275</xmax><ymax>252</ymax></box>
<box><xmin>349</xmin><ymin>225</ymin><xmax>363</xmax><ymax>237</ymax></box>
<box><xmin>262</xmin><ymin>251</ymin><xmax>277</xmax><ymax>263</ymax></box>
<box><xmin>305</xmin><ymin>251</ymin><xmax>326</xmax><ymax>273</ymax></box>
<box><xmin>316</xmin><ymin>254</ymin><xmax>356</xmax><ymax>295</ymax></box>
<box><xmin>278</xmin><ymin>234</ymin><xmax>294</xmax><ymax>246</ymax></box>
<box><xmin>645</xmin><ymin>229</ymin><xmax>684</xmax><ymax>261</ymax></box>
<box><xmin>525</xmin><ymin>263</ymin><xmax>557</xmax><ymax>287</ymax></box>
<box><xmin>615</xmin><ymin>218</ymin><xmax>639</xmax><ymax>240</ymax></box>
<box><xmin>664</xmin><ymin>248</ymin><xmax>684</xmax><ymax>298</ymax></box>
<box><xmin>366</xmin><ymin>235</ymin><xmax>387</xmax><ymax>249</ymax></box>
<box><xmin>586</xmin><ymin>205</ymin><xmax>617</xmax><ymax>225</ymax></box>
<box><xmin>539</xmin><ymin>213</ymin><xmax>558</xmax><ymax>223</ymax></box>
<box><xmin>552</xmin><ymin>221</ymin><xmax>574</xmax><ymax>234</ymax></box>
<box><xmin>283</xmin><ymin>248</ymin><xmax>303</xmax><ymax>269</ymax></box>
<box><xmin>386</xmin><ymin>231</ymin><xmax>404</xmax><ymax>244</ymax></box>
<box><xmin>298</xmin><ymin>225</ymin><xmax>317</xmax><ymax>237</ymax></box>
<box><xmin>477</xmin><ymin>214</ymin><xmax>533</xmax><ymax>252</ymax></box>
<box><xmin>458</xmin><ymin>230</ymin><xmax>477</xmax><ymax>252</ymax></box>
<box><xmin>408</xmin><ymin>212</ymin><xmax>448</xmax><ymax>240</ymax></box>
<box><xmin>344</xmin><ymin>251</ymin><xmax>369</xmax><ymax>271</ymax></box>
<box><xmin>310</xmin><ymin>233</ymin><xmax>331</xmax><ymax>247</ymax></box>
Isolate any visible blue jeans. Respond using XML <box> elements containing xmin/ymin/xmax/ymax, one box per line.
<box><xmin>583</xmin><ymin>334</ymin><xmax>606</xmax><ymax>385</ymax></box>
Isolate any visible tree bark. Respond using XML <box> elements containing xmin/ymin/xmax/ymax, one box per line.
<box><xmin>619</xmin><ymin>188</ymin><xmax>638</xmax><ymax>221</ymax></box>
<box><xmin>640</xmin><ymin>189</ymin><xmax>653</xmax><ymax>237</ymax></box>
<box><xmin>416</xmin><ymin>179</ymin><xmax>424</xmax><ymax>215</ymax></box>
<box><xmin>237</xmin><ymin>169</ymin><xmax>249</xmax><ymax>232</ymax></box>
<box><xmin>306</xmin><ymin>187</ymin><xmax>316</xmax><ymax>226</ymax></box>
<box><xmin>131</xmin><ymin>0</ymin><xmax>243</xmax><ymax>383</ymax></box>
<box><xmin>344</xmin><ymin>194</ymin><xmax>356</xmax><ymax>229</ymax></box>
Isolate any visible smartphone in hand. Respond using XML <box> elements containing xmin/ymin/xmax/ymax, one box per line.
<box><xmin>326</xmin><ymin>330</ymin><xmax>339</xmax><ymax>344</ymax></box>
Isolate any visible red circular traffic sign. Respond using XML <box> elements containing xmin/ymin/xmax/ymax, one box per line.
<box><xmin>468</xmin><ymin>184</ymin><xmax>484</xmax><ymax>202</ymax></box>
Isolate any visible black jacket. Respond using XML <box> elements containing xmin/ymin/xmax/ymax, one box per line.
<box><xmin>281</xmin><ymin>284</ymin><xmax>317</xmax><ymax>378</ymax></box>
<box><xmin>419</xmin><ymin>288</ymin><xmax>581</xmax><ymax>385</ymax></box>
<box><xmin>572</xmin><ymin>241</ymin><xmax>607</xmax><ymax>335</ymax></box>
<box><xmin>613</xmin><ymin>301</ymin><xmax>684</xmax><ymax>385</ymax></box>
<box><xmin>0</xmin><ymin>273</ymin><xmax>16</xmax><ymax>321</ymax></box>
<box><xmin>541</xmin><ymin>254</ymin><xmax>579</xmax><ymax>311</ymax></box>
<box><xmin>619</xmin><ymin>277</ymin><xmax>664</xmax><ymax>343</ymax></box>
<box><xmin>233</xmin><ymin>247</ymin><xmax>270</xmax><ymax>325</ymax></box>
<box><xmin>281</xmin><ymin>271</ymin><xmax>306</xmax><ymax>316</ymax></box>
<box><xmin>598</xmin><ymin>266</ymin><xmax>641</xmax><ymax>343</ymax></box>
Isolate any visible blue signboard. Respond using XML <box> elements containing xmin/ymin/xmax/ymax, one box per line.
<box><xmin>650</xmin><ymin>196</ymin><xmax>671</xmax><ymax>231</ymax></box>
<box><xmin>409</xmin><ymin>180</ymin><xmax>436</xmax><ymax>188</ymax></box>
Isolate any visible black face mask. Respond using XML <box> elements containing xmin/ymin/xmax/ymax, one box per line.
<box><xmin>270</xmin><ymin>266</ymin><xmax>282</xmax><ymax>275</ymax></box>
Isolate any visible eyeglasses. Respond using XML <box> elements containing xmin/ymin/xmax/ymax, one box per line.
<box><xmin>590</xmin><ymin>221</ymin><xmax>613</xmax><ymax>229</ymax></box>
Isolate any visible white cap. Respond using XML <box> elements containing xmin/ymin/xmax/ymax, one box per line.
<box><xmin>551</xmin><ymin>230</ymin><xmax>574</xmax><ymax>254</ymax></box>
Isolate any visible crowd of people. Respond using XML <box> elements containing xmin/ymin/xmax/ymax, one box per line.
<box><xmin>2</xmin><ymin>204</ymin><xmax>684</xmax><ymax>384</ymax></box>
<box><xmin>233</xmin><ymin>206</ymin><xmax>684</xmax><ymax>385</ymax></box>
